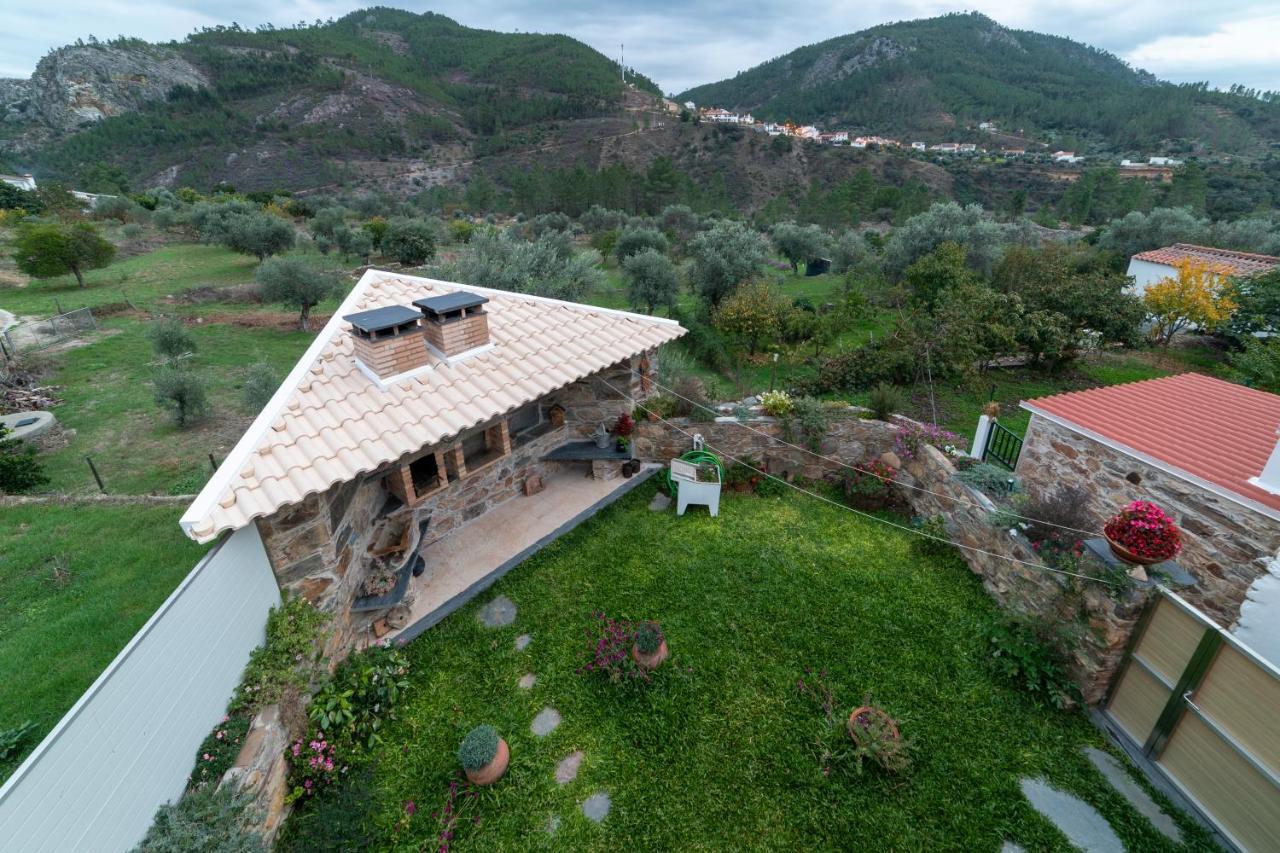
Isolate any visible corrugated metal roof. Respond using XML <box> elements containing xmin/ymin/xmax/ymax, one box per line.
<box><xmin>1022</xmin><ymin>373</ymin><xmax>1280</xmax><ymax>515</ymax></box>
<box><xmin>181</xmin><ymin>270</ymin><xmax>685</xmax><ymax>542</ymax></box>
<box><xmin>1131</xmin><ymin>244</ymin><xmax>1280</xmax><ymax>277</ymax></box>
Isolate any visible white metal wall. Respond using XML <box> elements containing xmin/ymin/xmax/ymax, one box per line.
<box><xmin>0</xmin><ymin>524</ymin><xmax>279</xmax><ymax>852</ymax></box>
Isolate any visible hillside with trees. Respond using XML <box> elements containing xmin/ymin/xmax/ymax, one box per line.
<box><xmin>680</xmin><ymin>13</ymin><xmax>1280</xmax><ymax>155</ymax></box>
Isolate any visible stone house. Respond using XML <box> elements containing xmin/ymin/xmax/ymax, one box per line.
<box><xmin>1017</xmin><ymin>373</ymin><xmax>1280</xmax><ymax>655</ymax></box>
<box><xmin>181</xmin><ymin>270</ymin><xmax>684</xmax><ymax>654</ymax></box>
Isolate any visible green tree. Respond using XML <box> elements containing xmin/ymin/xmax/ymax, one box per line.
<box><xmin>464</xmin><ymin>171</ymin><xmax>498</xmax><ymax>211</ymax></box>
<box><xmin>256</xmin><ymin>257</ymin><xmax>344</xmax><ymax>331</ymax></box>
<box><xmin>383</xmin><ymin>218</ymin><xmax>437</xmax><ymax>266</ymax></box>
<box><xmin>713</xmin><ymin>280</ymin><xmax>789</xmax><ymax>354</ymax></box>
<box><xmin>614</xmin><ymin>227</ymin><xmax>669</xmax><ymax>262</ymax></box>
<box><xmin>1095</xmin><ymin>207</ymin><xmax>1210</xmax><ymax>259</ymax></box>
<box><xmin>222</xmin><ymin>213</ymin><xmax>295</xmax><ymax>261</ymax></box>
<box><xmin>901</xmin><ymin>242</ymin><xmax>975</xmax><ymax>310</ymax></box>
<box><xmin>12</xmin><ymin>222</ymin><xmax>116</xmax><ymax>288</ymax></box>
<box><xmin>770</xmin><ymin>222</ymin><xmax>830</xmax><ymax>274</ymax></box>
<box><xmin>883</xmin><ymin>202</ymin><xmax>1012</xmax><ymax>276</ymax></box>
<box><xmin>688</xmin><ymin>220</ymin><xmax>768</xmax><ymax>306</ymax></box>
<box><xmin>153</xmin><ymin>366</ymin><xmax>209</xmax><ymax>428</ymax></box>
<box><xmin>1230</xmin><ymin>338</ymin><xmax>1280</xmax><ymax>393</ymax></box>
<box><xmin>623</xmin><ymin>249</ymin><xmax>679</xmax><ymax>314</ymax></box>
<box><xmin>0</xmin><ymin>424</ymin><xmax>49</xmax><ymax>494</ymax></box>
<box><xmin>147</xmin><ymin>316</ymin><xmax>197</xmax><ymax>362</ymax></box>
<box><xmin>1226</xmin><ymin>269</ymin><xmax>1280</xmax><ymax>339</ymax></box>
<box><xmin>362</xmin><ymin>216</ymin><xmax>389</xmax><ymax>250</ymax></box>
<box><xmin>241</xmin><ymin>360</ymin><xmax>280</xmax><ymax>412</ymax></box>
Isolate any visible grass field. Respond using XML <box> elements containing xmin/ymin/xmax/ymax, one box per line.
<box><xmin>282</xmin><ymin>485</ymin><xmax>1215</xmax><ymax>851</ymax></box>
<box><xmin>0</xmin><ymin>504</ymin><xmax>210</xmax><ymax>782</ymax></box>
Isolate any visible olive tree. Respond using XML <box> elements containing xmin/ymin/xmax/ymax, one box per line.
<box><xmin>12</xmin><ymin>222</ymin><xmax>116</xmax><ymax>288</ymax></box>
<box><xmin>256</xmin><ymin>257</ymin><xmax>344</xmax><ymax>330</ymax></box>
<box><xmin>687</xmin><ymin>220</ymin><xmax>768</xmax><ymax>306</ymax></box>
<box><xmin>623</xmin><ymin>248</ymin><xmax>679</xmax><ymax>314</ymax></box>
<box><xmin>770</xmin><ymin>221</ymin><xmax>830</xmax><ymax>274</ymax></box>
<box><xmin>153</xmin><ymin>366</ymin><xmax>209</xmax><ymax>428</ymax></box>
<box><xmin>614</xmin><ymin>226</ymin><xmax>669</xmax><ymax>262</ymax></box>
<box><xmin>383</xmin><ymin>218</ymin><xmax>436</xmax><ymax>266</ymax></box>
<box><xmin>883</xmin><ymin>202</ymin><xmax>1011</xmax><ymax>277</ymax></box>
<box><xmin>221</xmin><ymin>213</ymin><xmax>295</xmax><ymax>261</ymax></box>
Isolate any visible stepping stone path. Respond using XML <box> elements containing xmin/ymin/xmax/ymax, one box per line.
<box><xmin>531</xmin><ymin>707</ymin><xmax>561</xmax><ymax>737</ymax></box>
<box><xmin>478</xmin><ymin>596</ymin><xmax>517</xmax><ymax>627</ymax></box>
<box><xmin>518</xmin><ymin>673</ymin><xmax>537</xmax><ymax>690</ymax></box>
<box><xmin>648</xmin><ymin>492</ymin><xmax>672</xmax><ymax>512</ymax></box>
<box><xmin>1019</xmin><ymin>778</ymin><xmax>1123</xmax><ymax>853</ymax></box>
<box><xmin>555</xmin><ymin>750</ymin><xmax>584</xmax><ymax>785</ymax></box>
<box><xmin>1083</xmin><ymin>747</ymin><xmax>1182</xmax><ymax>844</ymax></box>
<box><xmin>582</xmin><ymin>792</ymin><xmax>611</xmax><ymax>823</ymax></box>
<box><xmin>514</xmin><ymin>633</ymin><xmax>532</xmax><ymax>651</ymax></box>
<box><xmin>544</xmin><ymin>815</ymin><xmax>561</xmax><ymax>835</ymax></box>
<box><xmin>1000</xmin><ymin>844</ymin><xmax>1026</xmax><ymax>853</ymax></box>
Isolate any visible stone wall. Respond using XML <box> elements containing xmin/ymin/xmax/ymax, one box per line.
<box><xmin>1016</xmin><ymin>413</ymin><xmax>1280</xmax><ymax>628</ymax></box>
<box><xmin>635</xmin><ymin>410</ymin><xmax>1153</xmax><ymax>704</ymax></box>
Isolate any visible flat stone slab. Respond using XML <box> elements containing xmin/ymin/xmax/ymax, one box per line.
<box><xmin>544</xmin><ymin>815</ymin><xmax>561</xmax><ymax>835</ymax></box>
<box><xmin>1020</xmin><ymin>778</ymin><xmax>1123</xmax><ymax>853</ymax></box>
<box><xmin>514</xmin><ymin>633</ymin><xmax>532</xmax><ymax>651</ymax></box>
<box><xmin>1084</xmin><ymin>747</ymin><xmax>1182</xmax><ymax>844</ymax></box>
<box><xmin>582</xmin><ymin>791</ymin><xmax>611</xmax><ymax>823</ymax></box>
<box><xmin>518</xmin><ymin>673</ymin><xmax>536</xmax><ymax>690</ymax></box>
<box><xmin>556</xmin><ymin>750</ymin><xmax>584</xmax><ymax>785</ymax></box>
<box><xmin>531</xmin><ymin>707</ymin><xmax>561</xmax><ymax>737</ymax></box>
<box><xmin>1000</xmin><ymin>844</ymin><xmax>1026</xmax><ymax>853</ymax></box>
<box><xmin>477</xmin><ymin>595</ymin><xmax>517</xmax><ymax>627</ymax></box>
<box><xmin>648</xmin><ymin>492</ymin><xmax>672</xmax><ymax>511</ymax></box>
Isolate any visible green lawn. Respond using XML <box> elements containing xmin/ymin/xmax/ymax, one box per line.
<box><xmin>0</xmin><ymin>504</ymin><xmax>209</xmax><ymax>782</ymax></box>
<box><xmin>284</xmin><ymin>485</ymin><xmax>1214</xmax><ymax>851</ymax></box>
<box><xmin>35</xmin><ymin>316</ymin><xmax>314</xmax><ymax>495</ymax></box>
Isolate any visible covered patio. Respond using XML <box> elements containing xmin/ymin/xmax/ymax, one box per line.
<box><xmin>387</xmin><ymin>463</ymin><xmax>660</xmax><ymax>643</ymax></box>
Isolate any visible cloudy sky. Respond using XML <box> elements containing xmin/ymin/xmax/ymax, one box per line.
<box><xmin>2</xmin><ymin>0</ymin><xmax>1277</xmax><ymax>94</ymax></box>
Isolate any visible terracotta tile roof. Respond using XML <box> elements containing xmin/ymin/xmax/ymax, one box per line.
<box><xmin>1021</xmin><ymin>373</ymin><xmax>1280</xmax><ymax>515</ymax></box>
<box><xmin>180</xmin><ymin>270</ymin><xmax>685</xmax><ymax>542</ymax></box>
<box><xmin>1131</xmin><ymin>243</ymin><xmax>1280</xmax><ymax>277</ymax></box>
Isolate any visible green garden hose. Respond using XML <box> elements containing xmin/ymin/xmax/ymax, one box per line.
<box><xmin>664</xmin><ymin>449</ymin><xmax>724</xmax><ymax>496</ymax></box>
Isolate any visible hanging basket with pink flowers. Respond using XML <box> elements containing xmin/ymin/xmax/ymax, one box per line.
<box><xmin>1103</xmin><ymin>500</ymin><xmax>1182</xmax><ymax>566</ymax></box>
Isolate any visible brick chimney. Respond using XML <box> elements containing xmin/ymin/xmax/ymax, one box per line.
<box><xmin>414</xmin><ymin>292</ymin><xmax>490</xmax><ymax>358</ymax></box>
<box><xmin>343</xmin><ymin>305</ymin><xmax>429</xmax><ymax>380</ymax></box>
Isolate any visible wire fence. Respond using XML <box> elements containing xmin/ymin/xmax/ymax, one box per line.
<box><xmin>1</xmin><ymin>307</ymin><xmax>97</xmax><ymax>358</ymax></box>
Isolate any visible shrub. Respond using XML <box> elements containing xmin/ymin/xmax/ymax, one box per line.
<box><xmin>241</xmin><ymin>360</ymin><xmax>279</xmax><ymax>412</ymax></box>
<box><xmin>148</xmin><ymin>316</ymin><xmax>196</xmax><ymax>361</ymax></box>
<box><xmin>153</xmin><ymin>366</ymin><xmax>209</xmax><ymax>427</ymax></box>
<box><xmin>615</xmin><ymin>226</ymin><xmax>669</xmax><ymax>262</ymax></box>
<box><xmin>188</xmin><ymin>714</ymin><xmax>251</xmax><ymax>791</ymax></box>
<box><xmin>221</xmin><ymin>213</ymin><xmax>295</xmax><ymax>260</ymax></box>
<box><xmin>276</xmin><ymin>764</ymin><xmax>377</xmax><ymax>852</ymax></box>
<box><xmin>1022</xmin><ymin>485</ymin><xmax>1095</xmax><ymax>564</ymax></box>
<box><xmin>1104</xmin><ymin>500</ymin><xmax>1182</xmax><ymax>562</ymax></box>
<box><xmin>955</xmin><ymin>463</ymin><xmax>1020</xmax><ymax>499</ymax></box>
<box><xmin>0</xmin><ymin>720</ymin><xmax>35</xmax><ymax>761</ymax></box>
<box><xmin>911</xmin><ymin>515</ymin><xmax>956</xmax><ymax>557</ymax></box>
<box><xmin>287</xmin><ymin>734</ymin><xmax>348</xmax><ymax>802</ymax></box>
<box><xmin>0</xmin><ymin>425</ymin><xmax>49</xmax><ymax>494</ymax></box>
<box><xmin>122</xmin><ymin>222</ymin><xmax>145</xmax><ymax>240</ymax></box>
<box><xmin>780</xmin><ymin>395</ymin><xmax>830</xmax><ymax>451</ymax></box>
<box><xmin>759</xmin><ymin>389</ymin><xmax>793</xmax><ymax>417</ymax></box>
<box><xmin>135</xmin><ymin>785</ymin><xmax>264</xmax><ymax>853</ymax></box>
<box><xmin>753</xmin><ymin>474</ymin><xmax>788</xmax><ymax>498</ymax></box>
<box><xmin>892</xmin><ymin>422</ymin><xmax>965</xmax><ymax>461</ymax></box>
<box><xmin>383</xmin><ymin>218</ymin><xmax>437</xmax><ymax>266</ymax></box>
<box><xmin>843</xmin><ymin>458</ymin><xmax>896</xmax><ymax>509</ymax></box>
<box><xmin>635</xmin><ymin>621</ymin><xmax>664</xmax><ymax>654</ymax></box>
<box><xmin>308</xmin><ymin>643</ymin><xmax>411</xmax><ymax>749</ymax></box>
<box><xmin>577</xmin><ymin>613</ymin><xmax>650</xmax><ymax>683</ymax></box>
<box><xmin>230</xmin><ymin>597</ymin><xmax>328</xmax><ymax>715</ymax></box>
<box><xmin>866</xmin><ymin>383</ymin><xmax>905</xmax><ymax>421</ymax></box>
<box><xmin>982</xmin><ymin>613</ymin><xmax>1081</xmax><ymax>709</ymax></box>
<box><xmin>457</xmin><ymin>725</ymin><xmax>500</xmax><ymax>771</ymax></box>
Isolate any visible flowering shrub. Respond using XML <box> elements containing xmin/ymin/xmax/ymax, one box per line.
<box><xmin>759</xmin><ymin>389</ymin><xmax>793</xmax><ymax>417</ymax></box>
<box><xmin>1104</xmin><ymin>500</ymin><xmax>1182</xmax><ymax>563</ymax></box>
<box><xmin>287</xmin><ymin>735</ymin><xmax>348</xmax><ymax>802</ymax></box>
<box><xmin>577</xmin><ymin>612</ymin><xmax>649</xmax><ymax>682</ymax></box>
<box><xmin>892</xmin><ymin>422</ymin><xmax>966</xmax><ymax>461</ymax></box>
<box><xmin>611</xmin><ymin>413</ymin><xmax>635</xmax><ymax>437</ymax></box>
<box><xmin>187</xmin><ymin>714</ymin><xmax>250</xmax><ymax>791</ymax></box>
<box><xmin>844</xmin><ymin>458</ymin><xmax>899</xmax><ymax>510</ymax></box>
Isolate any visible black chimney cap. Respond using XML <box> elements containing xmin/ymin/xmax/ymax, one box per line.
<box><xmin>343</xmin><ymin>305</ymin><xmax>421</xmax><ymax>334</ymax></box>
<box><xmin>413</xmin><ymin>291</ymin><xmax>488</xmax><ymax>319</ymax></box>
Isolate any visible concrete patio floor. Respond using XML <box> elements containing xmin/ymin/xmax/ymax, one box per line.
<box><xmin>388</xmin><ymin>464</ymin><xmax>658</xmax><ymax>643</ymax></box>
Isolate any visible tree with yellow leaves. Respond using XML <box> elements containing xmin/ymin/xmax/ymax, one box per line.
<box><xmin>713</xmin><ymin>280</ymin><xmax>790</xmax><ymax>354</ymax></box>
<box><xmin>1142</xmin><ymin>259</ymin><xmax>1237</xmax><ymax>347</ymax></box>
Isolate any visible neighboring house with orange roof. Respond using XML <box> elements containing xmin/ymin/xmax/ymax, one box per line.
<box><xmin>1126</xmin><ymin>243</ymin><xmax>1280</xmax><ymax>295</ymax></box>
<box><xmin>182</xmin><ymin>269</ymin><xmax>684</xmax><ymax>650</ymax></box>
<box><xmin>1015</xmin><ymin>373</ymin><xmax>1280</xmax><ymax>657</ymax></box>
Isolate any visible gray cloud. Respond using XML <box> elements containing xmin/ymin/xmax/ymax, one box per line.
<box><xmin>2</xmin><ymin>0</ymin><xmax>1276</xmax><ymax>94</ymax></box>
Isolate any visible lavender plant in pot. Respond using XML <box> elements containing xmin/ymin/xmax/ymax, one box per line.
<box><xmin>458</xmin><ymin>724</ymin><xmax>509</xmax><ymax>786</ymax></box>
<box><xmin>630</xmin><ymin>620</ymin><xmax>668</xmax><ymax>670</ymax></box>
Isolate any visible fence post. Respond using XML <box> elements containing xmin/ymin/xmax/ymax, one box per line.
<box><xmin>208</xmin><ymin>453</ymin><xmax>219</xmax><ymax>473</ymax></box>
<box><xmin>971</xmin><ymin>414</ymin><xmax>993</xmax><ymax>460</ymax></box>
<box><xmin>85</xmin><ymin>456</ymin><xmax>106</xmax><ymax>493</ymax></box>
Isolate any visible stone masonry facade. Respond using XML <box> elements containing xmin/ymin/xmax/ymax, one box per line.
<box><xmin>1016</xmin><ymin>413</ymin><xmax>1280</xmax><ymax>629</ymax></box>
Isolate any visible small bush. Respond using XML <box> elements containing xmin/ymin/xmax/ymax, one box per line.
<box><xmin>955</xmin><ymin>463</ymin><xmax>1020</xmax><ymax>499</ymax></box>
<box><xmin>230</xmin><ymin>597</ymin><xmax>328</xmax><ymax>715</ymax></box>
<box><xmin>635</xmin><ymin>621</ymin><xmax>664</xmax><ymax>654</ymax></box>
<box><xmin>892</xmin><ymin>422</ymin><xmax>966</xmax><ymax>461</ymax></box>
<box><xmin>843</xmin><ymin>457</ymin><xmax>897</xmax><ymax>509</ymax></box>
<box><xmin>241</xmin><ymin>360</ymin><xmax>279</xmax><ymax>413</ymax></box>
<box><xmin>781</xmin><ymin>395</ymin><xmax>829</xmax><ymax>451</ymax></box>
<box><xmin>759</xmin><ymin>389</ymin><xmax>793</xmax><ymax>416</ymax></box>
<box><xmin>308</xmin><ymin>643</ymin><xmax>411</xmax><ymax>749</ymax></box>
<box><xmin>122</xmin><ymin>223</ymin><xmax>145</xmax><ymax>240</ymax></box>
<box><xmin>982</xmin><ymin>613</ymin><xmax>1081</xmax><ymax>709</ymax></box>
<box><xmin>866</xmin><ymin>383</ymin><xmax>905</xmax><ymax>421</ymax></box>
<box><xmin>153</xmin><ymin>366</ymin><xmax>209</xmax><ymax>427</ymax></box>
<box><xmin>0</xmin><ymin>425</ymin><xmax>49</xmax><ymax>494</ymax></box>
<box><xmin>754</xmin><ymin>474</ymin><xmax>788</xmax><ymax>498</ymax></box>
<box><xmin>287</xmin><ymin>733</ymin><xmax>348</xmax><ymax>802</ymax></box>
<box><xmin>911</xmin><ymin>515</ymin><xmax>956</xmax><ymax>557</ymax></box>
<box><xmin>136</xmin><ymin>785</ymin><xmax>264</xmax><ymax>853</ymax></box>
<box><xmin>0</xmin><ymin>720</ymin><xmax>36</xmax><ymax>761</ymax></box>
<box><xmin>188</xmin><ymin>714</ymin><xmax>251</xmax><ymax>791</ymax></box>
<box><xmin>148</xmin><ymin>316</ymin><xmax>196</xmax><ymax>361</ymax></box>
<box><xmin>276</xmin><ymin>764</ymin><xmax>377</xmax><ymax>852</ymax></box>
<box><xmin>458</xmin><ymin>725</ymin><xmax>500</xmax><ymax>771</ymax></box>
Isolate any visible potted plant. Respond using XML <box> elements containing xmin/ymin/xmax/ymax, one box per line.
<box><xmin>615</xmin><ymin>435</ymin><xmax>631</xmax><ymax>454</ymax></box>
<box><xmin>458</xmin><ymin>724</ymin><xmax>508</xmax><ymax>786</ymax></box>
<box><xmin>360</xmin><ymin>560</ymin><xmax>398</xmax><ymax>598</ymax></box>
<box><xmin>612</xmin><ymin>412</ymin><xmax>635</xmax><ymax>440</ymax></box>
<box><xmin>1104</xmin><ymin>500</ymin><xmax>1182</xmax><ymax>566</ymax></box>
<box><xmin>631</xmin><ymin>621</ymin><xmax>668</xmax><ymax>670</ymax></box>
<box><xmin>846</xmin><ymin>700</ymin><xmax>911</xmax><ymax>774</ymax></box>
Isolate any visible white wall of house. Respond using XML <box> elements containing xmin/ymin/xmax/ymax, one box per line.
<box><xmin>1125</xmin><ymin>258</ymin><xmax>1175</xmax><ymax>295</ymax></box>
<box><xmin>1236</xmin><ymin>559</ymin><xmax>1280</xmax><ymax>668</ymax></box>
<box><xmin>0</xmin><ymin>524</ymin><xmax>279</xmax><ymax>852</ymax></box>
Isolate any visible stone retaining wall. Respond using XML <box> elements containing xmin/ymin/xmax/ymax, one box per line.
<box><xmin>1016</xmin><ymin>414</ymin><xmax>1280</xmax><ymax>629</ymax></box>
<box><xmin>635</xmin><ymin>410</ymin><xmax>1153</xmax><ymax>704</ymax></box>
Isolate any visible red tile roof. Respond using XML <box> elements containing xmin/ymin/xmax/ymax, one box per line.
<box><xmin>1022</xmin><ymin>373</ymin><xmax>1280</xmax><ymax>514</ymax></box>
<box><xmin>1131</xmin><ymin>244</ymin><xmax>1280</xmax><ymax>277</ymax></box>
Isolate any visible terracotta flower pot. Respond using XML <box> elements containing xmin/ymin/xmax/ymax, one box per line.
<box><xmin>464</xmin><ymin>738</ymin><xmax>509</xmax><ymax>786</ymax></box>
<box><xmin>1105</xmin><ymin>534</ymin><xmax>1164</xmax><ymax>567</ymax></box>
<box><xmin>847</xmin><ymin>706</ymin><xmax>900</xmax><ymax>742</ymax></box>
<box><xmin>631</xmin><ymin>639</ymin><xmax>669</xmax><ymax>671</ymax></box>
